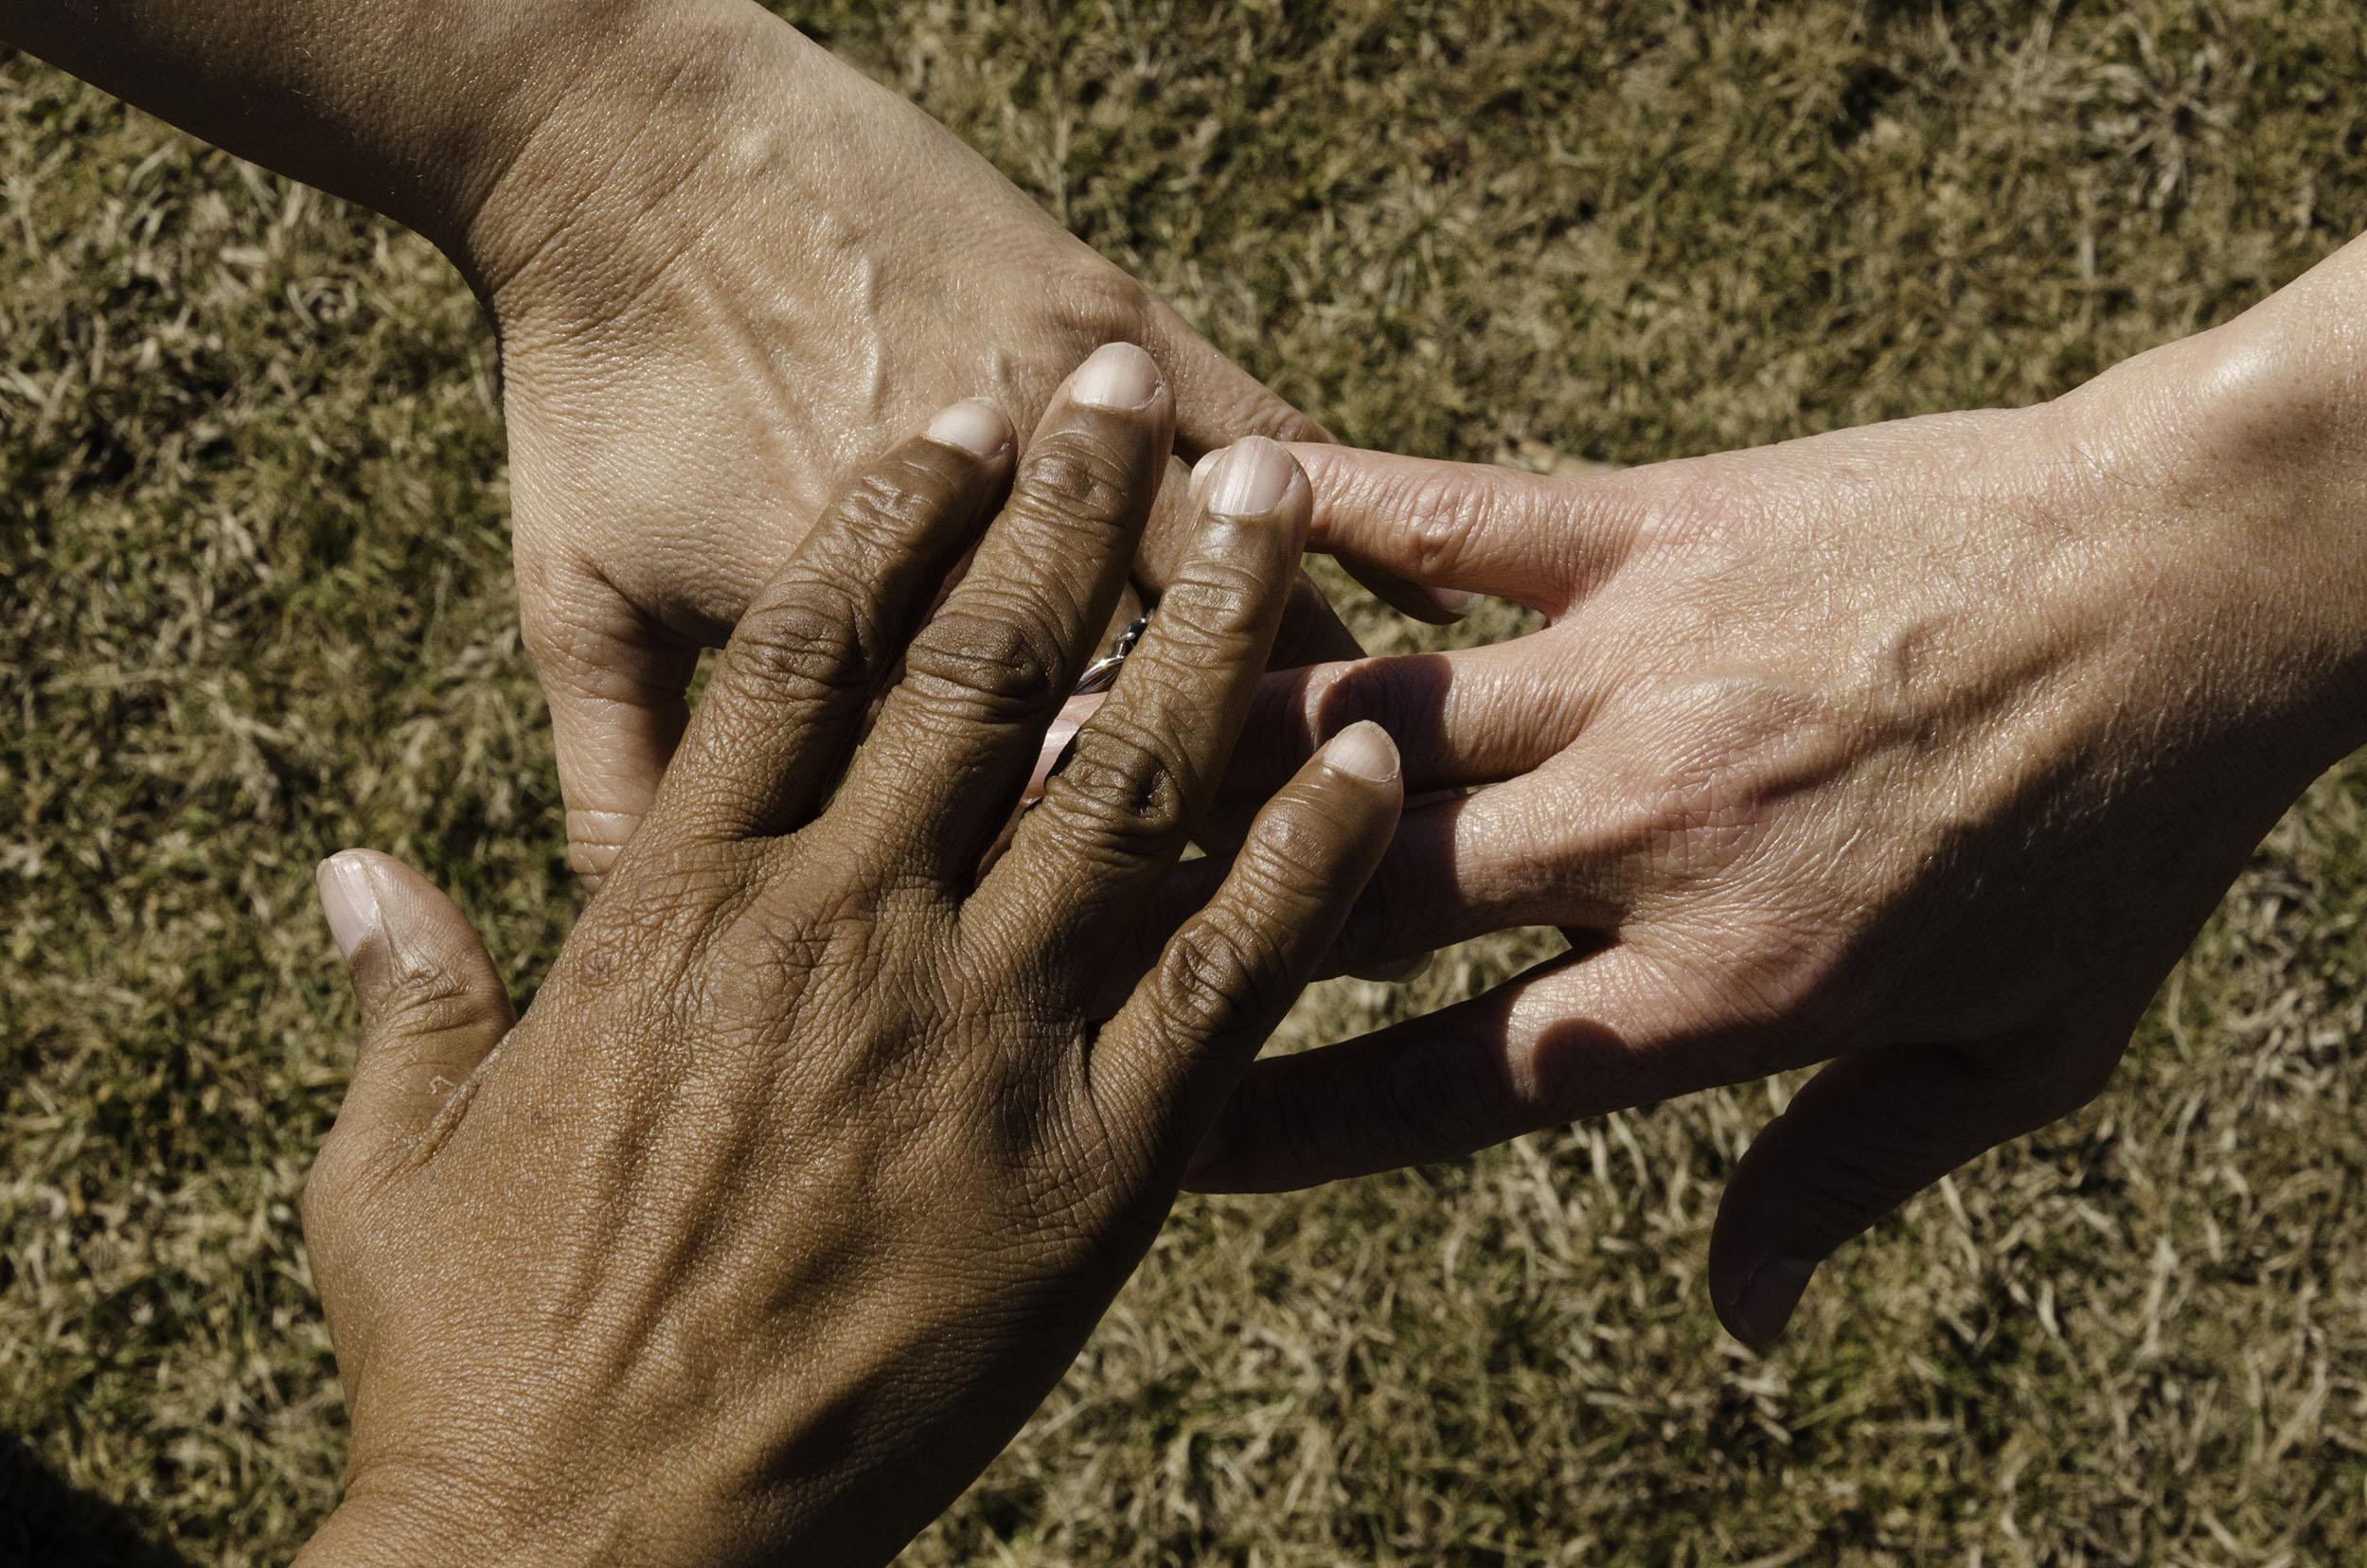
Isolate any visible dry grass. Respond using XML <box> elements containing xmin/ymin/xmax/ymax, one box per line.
<box><xmin>6</xmin><ymin>1</ymin><xmax>2367</xmax><ymax>1561</ymax></box>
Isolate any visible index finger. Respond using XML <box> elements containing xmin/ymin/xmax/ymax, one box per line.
<box><xmin>1289</xmin><ymin>445</ymin><xmax>1646</xmax><ymax>620</ymax></box>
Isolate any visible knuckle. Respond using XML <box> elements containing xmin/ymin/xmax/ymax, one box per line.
<box><xmin>560</xmin><ymin>860</ymin><xmax>736</xmax><ymax>985</ymax></box>
<box><xmin>1242</xmin><ymin>792</ymin><xmax>1348</xmax><ymax>888</ymax></box>
<box><xmin>1642</xmin><ymin>468</ymin><xmax>1761</xmax><ymax>562</ymax></box>
<box><xmin>1599</xmin><ymin>677</ymin><xmax>1839</xmax><ymax>872</ymax></box>
<box><xmin>902</xmin><ymin>599</ymin><xmax>1066</xmax><ymax>722</ymax></box>
<box><xmin>298</xmin><ymin>1146</ymin><xmax>349</xmax><ymax>1237</ymax></box>
<box><xmin>822</xmin><ymin>467</ymin><xmax>949</xmax><ymax>552</ymax></box>
<box><xmin>1156</xmin><ymin>557</ymin><xmax>1272</xmax><ymax>644</ymax></box>
<box><xmin>1056</xmin><ymin>269</ymin><xmax>1156</xmax><ymax>340</ymax></box>
<box><xmin>721</xmin><ymin>580</ymin><xmax>870</xmax><ymax>707</ymax></box>
<box><xmin>1394</xmin><ymin>473</ymin><xmax>1500</xmax><ymax>582</ymax></box>
<box><xmin>1939</xmin><ymin>1035</ymin><xmax>2122</xmax><ymax>1119</ymax></box>
<box><xmin>1016</xmin><ymin>437</ymin><xmax>1145</xmax><ymax>531</ymax></box>
<box><xmin>380</xmin><ymin>962</ymin><xmax>496</xmax><ymax>1042</ymax></box>
<box><xmin>1154</xmin><ymin>905</ymin><xmax>1289</xmax><ymax>1036</ymax></box>
<box><xmin>517</xmin><ymin>579</ymin><xmax>640</xmax><ymax>680</ymax></box>
<box><xmin>1642</xmin><ymin>918</ymin><xmax>1854</xmax><ymax>1057</ymax></box>
<box><xmin>1046</xmin><ymin>715</ymin><xmax>1193</xmax><ymax>855</ymax></box>
<box><xmin>1787</xmin><ymin>1142</ymin><xmax>1919</xmax><ymax>1244</ymax></box>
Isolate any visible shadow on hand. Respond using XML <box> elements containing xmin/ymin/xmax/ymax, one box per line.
<box><xmin>0</xmin><ymin>1434</ymin><xmax>194</xmax><ymax>1568</ymax></box>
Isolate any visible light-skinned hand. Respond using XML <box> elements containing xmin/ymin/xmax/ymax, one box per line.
<box><xmin>1177</xmin><ymin>239</ymin><xmax>2367</xmax><ymax>1347</ymax></box>
<box><xmin>8</xmin><ymin>0</ymin><xmax>1364</xmax><ymax>885</ymax></box>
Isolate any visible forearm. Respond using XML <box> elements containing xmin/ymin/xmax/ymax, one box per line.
<box><xmin>0</xmin><ymin>0</ymin><xmax>780</xmax><ymax>286</ymax></box>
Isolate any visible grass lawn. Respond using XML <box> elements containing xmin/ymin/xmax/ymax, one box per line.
<box><xmin>8</xmin><ymin>1</ymin><xmax>2367</xmax><ymax>1561</ymax></box>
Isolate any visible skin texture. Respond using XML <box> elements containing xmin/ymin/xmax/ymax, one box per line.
<box><xmin>294</xmin><ymin>347</ymin><xmax>1403</xmax><ymax>1565</ymax></box>
<box><xmin>1</xmin><ymin>0</ymin><xmax>1361</xmax><ymax>885</ymax></box>
<box><xmin>1174</xmin><ymin>236</ymin><xmax>2367</xmax><ymax>1347</ymax></box>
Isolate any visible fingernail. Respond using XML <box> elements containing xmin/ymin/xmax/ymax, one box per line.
<box><xmin>1071</xmin><ymin>342</ymin><xmax>1162</xmax><ymax>410</ymax></box>
<box><xmin>1206</xmin><ymin>437</ymin><xmax>1297</xmax><ymax>517</ymax></box>
<box><xmin>316</xmin><ymin>853</ymin><xmax>380</xmax><ymax>963</ymax></box>
<box><xmin>1189</xmin><ymin>449</ymin><xmax>1222</xmax><ymax>497</ymax></box>
<box><xmin>925</xmin><ymin>398</ymin><xmax>1011</xmax><ymax>458</ymax></box>
<box><xmin>1433</xmin><ymin>588</ymin><xmax>1481</xmax><ymax>615</ymax></box>
<box><xmin>1732</xmin><ymin>1256</ymin><xmax>1815</xmax><ymax>1348</ymax></box>
<box><xmin>1322</xmin><ymin>720</ymin><xmax>1398</xmax><ymax>784</ymax></box>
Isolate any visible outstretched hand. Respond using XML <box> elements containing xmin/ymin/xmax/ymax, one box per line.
<box><xmin>295</xmin><ymin>346</ymin><xmax>1401</xmax><ymax>1565</ymax></box>
<box><xmin>1180</xmin><ymin>241</ymin><xmax>2367</xmax><ymax>1346</ymax></box>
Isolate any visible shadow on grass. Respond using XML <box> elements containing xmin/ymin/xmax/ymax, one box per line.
<box><xmin>0</xmin><ymin>1435</ymin><xmax>194</xmax><ymax>1568</ymax></box>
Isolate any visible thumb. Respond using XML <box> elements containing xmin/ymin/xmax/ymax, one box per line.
<box><xmin>1708</xmin><ymin>1033</ymin><xmax>2118</xmax><ymax>1349</ymax></box>
<box><xmin>520</xmin><ymin>574</ymin><xmax>701</xmax><ymax>890</ymax></box>
<box><xmin>1148</xmin><ymin>298</ymin><xmax>1332</xmax><ymax>456</ymax></box>
<box><xmin>316</xmin><ymin>850</ymin><xmax>515</xmax><ymax>1149</ymax></box>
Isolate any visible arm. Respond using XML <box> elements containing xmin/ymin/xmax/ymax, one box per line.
<box><xmin>291</xmin><ymin>347</ymin><xmax>1402</xmax><ymax>1564</ymax></box>
<box><xmin>3</xmin><ymin>0</ymin><xmax>1349</xmax><ymax>882</ymax></box>
<box><xmin>1175</xmin><ymin>233</ymin><xmax>2367</xmax><ymax>1345</ymax></box>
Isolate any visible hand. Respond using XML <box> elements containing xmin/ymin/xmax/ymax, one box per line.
<box><xmin>471</xmin><ymin>2</ymin><xmax>1368</xmax><ymax>882</ymax></box>
<box><xmin>292</xmin><ymin>346</ymin><xmax>1402</xmax><ymax>1565</ymax></box>
<box><xmin>1181</xmin><ymin>241</ymin><xmax>2367</xmax><ymax>1347</ymax></box>
<box><xmin>5</xmin><ymin>0</ymin><xmax>1357</xmax><ymax>885</ymax></box>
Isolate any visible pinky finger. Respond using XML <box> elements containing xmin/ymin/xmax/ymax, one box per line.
<box><xmin>1093</xmin><ymin>722</ymin><xmax>1403</xmax><ymax>1166</ymax></box>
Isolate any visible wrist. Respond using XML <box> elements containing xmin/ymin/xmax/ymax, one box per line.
<box><xmin>295</xmin><ymin>1494</ymin><xmax>502</xmax><ymax>1568</ymax></box>
<box><xmin>2057</xmin><ymin>241</ymin><xmax>2367</xmax><ymax>783</ymax></box>
<box><xmin>458</xmin><ymin>0</ymin><xmax>845</xmax><ymax>317</ymax></box>
<box><xmin>293</xmin><ymin>1440</ymin><xmax>625</xmax><ymax>1568</ymax></box>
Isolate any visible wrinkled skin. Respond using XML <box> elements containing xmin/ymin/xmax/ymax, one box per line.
<box><xmin>294</xmin><ymin>347</ymin><xmax>1402</xmax><ymax>1566</ymax></box>
<box><xmin>478</xmin><ymin>3</ymin><xmax>1375</xmax><ymax>881</ymax></box>
<box><xmin>1178</xmin><ymin>238</ymin><xmax>2367</xmax><ymax>1346</ymax></box>
<box><xmin>4</xmin><ymin>0</ymin><xmax>1362</xmax><ymax>885</ymax></box>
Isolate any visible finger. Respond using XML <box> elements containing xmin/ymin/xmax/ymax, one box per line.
<box><xmin>1094</xmin><ymin>722</ymin><xmax>1403</xmax><ymax>1161</ymax></box>
<box><xmin>1341</xmin><ymin>557</ymin><xmax>1482</xmax><ymax>627</ymax></box>
<box><xmin>1147</xmin><ymin>297</ymin><xmax>1331</xmax><ymax>455</ymax></box>
<box><xmin>1290</xmin><ymin>444</ymin><xmax>1647</xmax><ymax>618</ymax></box>
<box><xmin>1099</xmin><ymin>773</ymin><xmax>1623</xmax><ymax>1017</ymax></box>
<box><xmin>639</xmin><ymin>401</ymin><xmax>1016</xmax><ymax>852</ymax></box>
<box><xmin>1149</xmin><ymin>301</ymin><xmax>1470</xmax><ymax>633</ymax></box>
<box><xmin>1147</xmin><ymin>452</ymin><xmax>1364</xmax><ymax>670</ymax></box>
<box><xmin>1707</xmin><ymin>1033</ymin><xmax>2117</xmax><ymax>1348</ymax></box>
<box><xmin>1181</xmin><ymin>392</ymin><xmax>1479</xmax><ymax>628</ymax></box>
<box><xmin>1270</xmin><ymin>569</ymin><xmax>1369</xmax><ymax>669</ymax></box>
<box><xmin>1225</xmin><ymin>636</ymin><xmax>1611</xmax><ymax>799</ymax></box>
<box><xmin>315</xmin><ymin>850</ymin><xmax>515</xmax><ymax>1149</ymax></box>
<box><xmin>840</xmin><ymin>343</ymin><xmax>1174</xmax><ymax>873</ymax></box>
<box><xmin>979</xmin><ymin>437</ymin><xmax>1308</xmax><ymax>965</ymax></box>
<box><xmin>1183</xmin><ymin>937</ymin><xmax>1817</xmax><ymax>1193</ymax></box>
<box><xmin>522</xmin><ymin>576</ymin><xmax>700</xmax><ymax>889</ymax></box>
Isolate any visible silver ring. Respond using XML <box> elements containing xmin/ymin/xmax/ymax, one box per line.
<box><xmin>1071</xmin><ymin>615</ymin><xmax>1148</xmax><ymax>695</ymax></box>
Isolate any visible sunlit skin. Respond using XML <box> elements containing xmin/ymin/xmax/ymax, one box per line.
<box><xmin>0</xmin><ymin>0</ymin><xmax>1361</xmax><ymax>885</ymax></box>
<box><xmin>18</xmin><ymin>0</ymin><xmax>2367</xmax><ymax>1461</ymax></box>
<box><xmin>1166</xmin><ymin>236</ymin><xmax>2367</xmax><ymax>1345</ymax></box>
<box><xmin>293</xmin><ymin>349</ymin><xmax>1404</xmax><ymax>1567</ymax></box>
